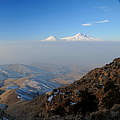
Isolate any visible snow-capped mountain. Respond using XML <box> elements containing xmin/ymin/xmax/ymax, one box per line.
<box><xmin>40</xmin><ymin>36</ymin><xmax>56</xmax><ymax>42</ymax></box>
<box><xmin>60</xmin><ymin>33</ymin><xmax>101</xmax><ymax>41</ymax></box>
<box><xmin>40</xmin><ymin>33</ymin><xmax>101</xmax><ymax>42</ymax></box>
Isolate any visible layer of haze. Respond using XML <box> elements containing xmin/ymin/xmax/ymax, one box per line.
<box><xmin>0</xmin><ymin>41</ymin><xmax>120</xmax><ymax>66</ymax></box>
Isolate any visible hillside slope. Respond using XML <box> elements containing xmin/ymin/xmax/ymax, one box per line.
<box><xmin>7</xmin><ymin>58</ymin><xmax>120</xmax><ymax>120</ymax></box>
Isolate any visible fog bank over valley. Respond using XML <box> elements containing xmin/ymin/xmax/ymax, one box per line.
<box><xmin>0</xmin><ymin>41</ymin><xmax>120</xmax><ymax>66</ymax></box>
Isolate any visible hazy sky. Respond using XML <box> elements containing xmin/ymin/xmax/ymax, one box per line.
<box><xmin>0</xmin><ymin>0</ymin><xmax>120</xmax><ymax>41</ymax></box>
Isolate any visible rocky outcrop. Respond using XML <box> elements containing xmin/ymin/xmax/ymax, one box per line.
<box><xmin>44</xmin><ymin>58</ymin><xmax>120</xmax><ymax>119</ymax></box>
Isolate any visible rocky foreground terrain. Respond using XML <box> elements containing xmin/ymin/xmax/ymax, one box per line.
<box><xmin>1</xmin><ymin>58</ymin><xmax>120</xmax><ymax>120</ymax></box>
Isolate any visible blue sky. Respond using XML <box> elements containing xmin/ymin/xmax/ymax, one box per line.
<box><xmin>0</xmin><ymin>0</ymin><xmax>120</xmax><ymax>41</ymax></box>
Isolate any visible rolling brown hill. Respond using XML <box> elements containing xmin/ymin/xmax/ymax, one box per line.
<box><xmin>6</xmin><ymin>58</ymin><xmax>120</xmax><ymax>120</ymax></box>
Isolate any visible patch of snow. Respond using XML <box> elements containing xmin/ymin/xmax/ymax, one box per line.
<box><xmin>48</xmin><ymin>95</ymin><xmax>53</xmax><ymax>102</ymax></box>
<box><xmin>17</xmin><ymin>95</ymin><xmax>21</xmax><ymax>99</ymax></box>
<box><xmin>60</xmin><ymin>92</ymin><xmax>65</xmax><ymax>95</ymax></box>
<box><xmin>70</xmin><ymin>102</ymin><xmax>76</xmax><ymax>105</ymax></box>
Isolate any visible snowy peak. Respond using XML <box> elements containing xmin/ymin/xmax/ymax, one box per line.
<box><xmin>40</xmin><ymin>33</ymin><xmax>101</xmax><ymax>42</ymax></box>
<box><xmin>74</xmin><ymin>33</ymin><xmax>82</xmax><ymax>37</ymax></box>
<box><xmin>60</xmin><ymin>33</ymin><xmax>101</xmax><ymax>41</ymax></box>
<box><xmin>41</xmin><ymin>36</ymin><xmax>56</xmax><ymax>42</ymax></box>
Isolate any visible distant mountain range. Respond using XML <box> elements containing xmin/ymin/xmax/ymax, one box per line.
<box><xmin>40</xmin><ymin>33</ymin><xmax>101</xmax><ymax>42</ymax></box>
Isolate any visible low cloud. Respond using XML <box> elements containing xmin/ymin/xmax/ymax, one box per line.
<box><xmin>81</xmin><ymin>23</ymin><xmax>92</xmax><ymax>26</ymax></box>
<box><xmin>96</xmin><ymin>19</ymin><xmax>110</xmax><ymax>24</ymax></box>
<box><xmin>82</xmin><ymin>19</ymin><xmax>110</xmax><ymax>27</ymax></box>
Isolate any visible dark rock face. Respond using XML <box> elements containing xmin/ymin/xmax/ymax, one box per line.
<box><xmin>6</xmin><ymin>58</ymin><xmax>120</xmax><ymax>120</ymax></box>
<box><xmin>90</xmin><ymin>104</ymin><xmax>120</xmax><ymax>120</ymax></box>
<box><xmin>101</xmin><ymin>81</ymin><xmax>120</xmax><ymax>109</ymax></box>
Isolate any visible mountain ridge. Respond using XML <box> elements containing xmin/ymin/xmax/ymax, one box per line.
<box><xmin>6</xmin><ymin>58</ymin><xmax>120</xmax><ymax>120</ymax></box>
<box><xmin>61</xmin><ymin>33</ymin><xmax>101</xmax><ymax>41</ymax></box>
<box><xmin>40</xmin><ymin>33</ymin><xmax>101</xmax><ymax>42</ymax></box>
